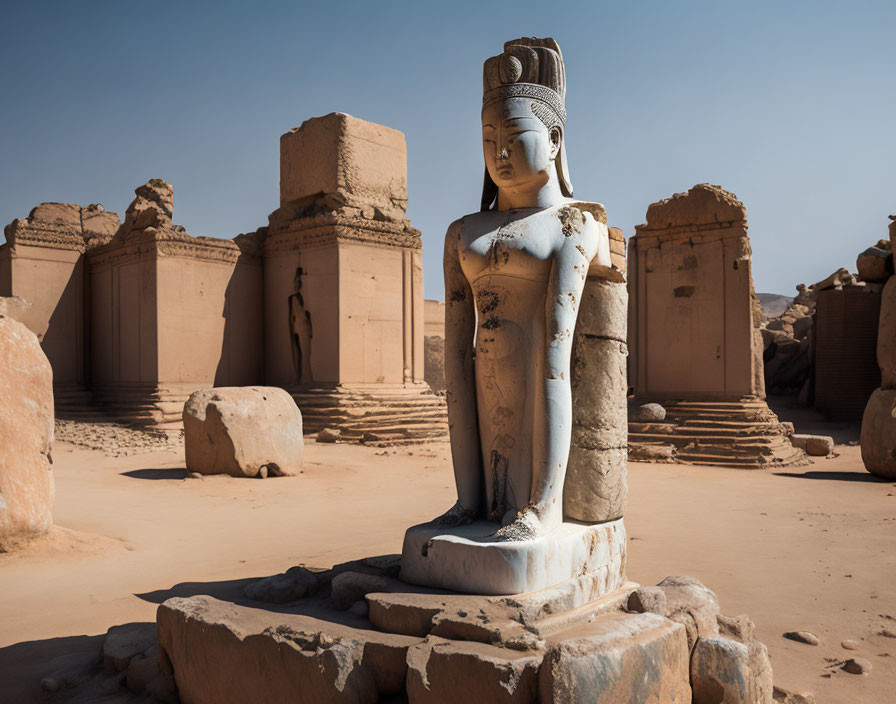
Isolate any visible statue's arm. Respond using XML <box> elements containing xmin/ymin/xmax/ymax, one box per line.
<box><xmin>443</xmin><ymin>220</ymin><xmax>482</xmax><ymax>513</ymax></box>
<box><xmin>531</xmin><ymin>215</ymin><xmax>602</xmax><ymax>521</ymax></box>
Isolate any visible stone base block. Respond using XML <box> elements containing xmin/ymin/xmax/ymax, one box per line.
<box><xmin>400</xmin><ymin>518</ymin><xmax>626</xmax><ymax>596</ymax></box>
<box><xmin>156</xmin><ymin>582</ymin><xmax>691</xmax><ymax>704</ymax></box>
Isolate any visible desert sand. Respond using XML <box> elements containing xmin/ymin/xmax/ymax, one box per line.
<box><xmin>1</xmin><ymin>428</ymin><xmax>894</xmax><ymax>703</ymax></box>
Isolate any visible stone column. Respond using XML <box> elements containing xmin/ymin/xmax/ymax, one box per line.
<box><xmin>565</xmin><ymin>227</ymin><xmax>628</xmax><ymax>522</ymax></box>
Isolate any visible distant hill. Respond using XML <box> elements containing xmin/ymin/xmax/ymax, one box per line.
<box><xmin>757</xmin><ymin>292</ymin><xmax>794</xmax><ymax>318</ymax></box>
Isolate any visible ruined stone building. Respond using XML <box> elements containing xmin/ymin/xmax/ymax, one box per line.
<box><xmin>0</xmin><ymin>113</ymin><xmax>446</xmax><ymax>443</ymax></box>
<box><xmin>626</xmin><ymin>184</ymin><xmax>803</xmax><ymax>467</ymax></box>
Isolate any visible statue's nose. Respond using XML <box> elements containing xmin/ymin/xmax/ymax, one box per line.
<box><xmin>498</xmin><ymin>146</ymin><xmax>510</xmax><ymax>161</ymax></box>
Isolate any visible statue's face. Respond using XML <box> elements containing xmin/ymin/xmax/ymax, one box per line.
<box><xmin>482</xmin><ymin>97</ymin><xmax>560</xmax><ymax>194</ymax></box>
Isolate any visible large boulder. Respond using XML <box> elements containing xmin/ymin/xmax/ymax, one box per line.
<box><xmin>861</xmin><ymin>388</ymin><xmax>896</xmax><ymax>478</ymax></box>
<box><xmin>0</xmin><ymin>317</ymin><xmax>55</xmax><ymax>548</ymax></box>
<box><xmin>856</xmin><ymin>240</ymin><xmax>893</xmax><ymax>283</ymax></box>
<box><xmin>184</xmin><ymin>387</ymin><xmax>303</xmax><ymax>478</ymax></box>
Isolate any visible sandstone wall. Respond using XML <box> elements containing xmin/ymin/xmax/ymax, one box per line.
<box><xmin>815</xmin><ymin>287</ymin><xmax>882</xmax><ymax>421</ymax></box>
<box><xmin>628</xmin><ymin>184</ymin><xmax>763</xmax><ymax>400</ymax></box>
<box><xmin>0</xmin><ymin>203</ymin><xmax>119</xmax><ymax>389</ymax></box>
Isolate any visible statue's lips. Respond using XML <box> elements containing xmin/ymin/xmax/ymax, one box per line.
<box><xmin>496</xmin><ymin>165</ymin><xmax>513</xmax><ymax>176</ymax></box>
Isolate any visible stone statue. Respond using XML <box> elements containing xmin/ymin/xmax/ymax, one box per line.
<box><xmin>434</xmin><ymin>37</ymin><xmax>612</xmax><ymax>540</ymax></box>
<box><xmin>288</xmin><ymin>267</ymin><xmax>313</xmax><ymax>385</ymax></box>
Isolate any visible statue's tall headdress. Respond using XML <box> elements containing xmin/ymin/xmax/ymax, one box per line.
<box><xmin>481</xmin><ymin>37</ymin><xmax>573</xmax><ymax>210</ymax></box>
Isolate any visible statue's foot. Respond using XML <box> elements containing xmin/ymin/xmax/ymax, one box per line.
<box><xmin>427</xmin><ymin>501</ymin><xmax>476</xmax><ymax>529</ymax></box>
<box><xmin>492</xmin><ymin>507</ymin><xmax>542</xmax><ymax>542</ymax></box>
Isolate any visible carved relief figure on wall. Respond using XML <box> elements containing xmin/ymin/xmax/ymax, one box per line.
<box><xmin>288</xmin><ymin>266</ymin><xmax>313</xmax><ymax>385</ymax></box>
<box><xmin>435</xmin><ymin>37</ymin><xmax>612</xmax><ymax>540</ymax></box>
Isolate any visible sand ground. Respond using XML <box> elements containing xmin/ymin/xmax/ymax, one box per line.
<box><xmin>1</xmin><ymin>432</ymin><xmax>894</xmax><ymax>703</ymax></box>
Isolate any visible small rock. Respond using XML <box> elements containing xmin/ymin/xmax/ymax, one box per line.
<box><xmin>773</xmin><ymin>685</ymin><xmax>816</xmax><ymax>703</ymax></box>
<box><xmin>842</xmin><ymin>657</ymin><xmax>872</xmax><ymax>674</ymax></box>
<box><xmin>635</xmin><ymin>403</ymin><xmax>666</xmax><ymax>421</ymax></box>
<box><xmin>791</xmin><ymin>434</ymin><xmax>834</xmax><ymax>456</ymax></box>
<box><xmin>627</xmin><ymin>587</ymin><xmax>666</xmax><ymax>615</ymax></box>
<box><xmin>317</xmin><ymin>427</ymin><xmax>341</xmax><ymax>443</ymax></box>
<box><xmin>841</xmin><ymin>639</ymin><xmax>860</xmax><ymax>650</ymax></box>
<box><xmin>330</xmin><ymin>571</ymin><xmax>388</xmax><ymax>610</ymax></box>
<box><xmin>102</xmin><ymin>622</ymin><xmax>157</xmax><ymax>673</ymax></box>
<box><xmin>244</xmin><ymin>567</ymin><xmax>320</xmax><ymax>603</ymax></box>
<box><xmin>187</xmin><ymin>472</ymin><xmax>203</xmax><ymax>479</ymax></box>
<box><xmin>783</xmin><ymin>630</ymin><xmax>819</xmax><ymax>646</ymax></box>
<box><xmin>40</xmin><ymin>677</ymin><xmax>59</xmax><ymax>693</ymax></box>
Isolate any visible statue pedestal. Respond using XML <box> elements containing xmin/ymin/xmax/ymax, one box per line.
<box><xmin>400</xmin><ymin>519</ymin><xmax>626</xmax><ymax>597</ymax></box>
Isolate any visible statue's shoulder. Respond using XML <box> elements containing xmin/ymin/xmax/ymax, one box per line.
<box><xmin>563</xmin><ymin>200</ymin><xmax>608</xmax><ymax>226</ymax></box>
<box><xmin>445</xmin><ymin>212</ymin><xmax>481</xmax><ymax>240</ymax></box>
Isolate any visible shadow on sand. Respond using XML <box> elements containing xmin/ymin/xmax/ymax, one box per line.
<box><xmin>120</xmin><ymin>467</ymin><xmax>188</xmax><ymax>481</ymax></box>
<box><xmin>773</xmin><ymin>470</ymin><xmax>892</xmax><ymax>483</ymax></box>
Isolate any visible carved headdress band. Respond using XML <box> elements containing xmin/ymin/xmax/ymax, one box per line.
<box><xmin>482</xmin><ymin>37</ymin><xmax>567</xmax><ymax>127</ymax></box>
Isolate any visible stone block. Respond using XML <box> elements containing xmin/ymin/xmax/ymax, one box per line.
<box><xmin>791</xmin><ymin>434</ymin><xmax>834</xmax><ymax>456</ymax></box>
<box><xmin>29</xmin><ymin>202</ymin><xmax>82</xmax><ymax>228</ymax></box>
<box><xmin>280</xmin><ymin>112</ymin><xmax>408</xmax><ymax>217</ymax></box>
<box><xmin>406</xmin><ymin>637</ymin><xmax>540</xmax><ymax>703</ymax></box>
<box><xmin>157</xmin><ymin>595</ymin><xmax>416</xmax><ymax>703</ymax></box>
<box><xmin>330</xmin><ymin>571</ymin><xmax>389</xmax><ymax>611</ymax></box>
<box><xmin>861</xmin><ymin>387</ymin><xmax>896</xmax><ymax>478</ymax></box>
<box><xmin>0</xmin><ymin>317</ymin><xmax>54</xmax><ymax>548</ymax></box>
<box><xmin>691</xmin><ymin>636</ymin><xmax>757</xmax><ymax>704</ymax></box>
<box><xmin>183</xmin><ymin>387</ymin><xmax>303</xmax><ymax>478</ymax></box>
<box><xmin>644</xmin><ymin>183</ymin><xmax>746</xmax><ymax>229</ymax></box>
<box><xmin>102</xmin><ymin>622</ymin><xmax>157</xmax><ymax>673</ymax></box>
<box><xmin>539</xmin><ymin>612</ymin><xmax>691</xmax><ymax>703</ymax></box>
<box><xmin>400</xmin><ymin>519</ymin><xmax>626</xmax><ymax>596</ymax></box>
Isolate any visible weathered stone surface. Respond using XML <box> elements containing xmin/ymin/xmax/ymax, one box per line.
<box><xmin>126</xmin><ymin>650</ymin><xmax>161</xmax><ymax>693</ymax></box>
<box><xmin>423</xmin><ymin>335</ymin><xmax>446</xmax><ymax>392</ymax></box>
<box><xmin>878</xmin><ymin>276</ymin><xmax>896</xmax><ymax>387</ymax></box>
<box><xmin>184</xmin><ymin>386</ymin><xmax>303</xmax><ymax>478</ymax></box>
<box><xmin>120</xmin><ymin>179</ymin><xmax>174</xmax><ymax>236</ymax></box>
<box><xmin>645</xmin><ymin>183</ymin><xmax>746</xmax><ymax>228</ymax></box>
<box><xmin>407</xmin><ymin>637</ymin><xmax>540</xmax><ymax>703</ymax></box>
<box><xmin>627</xmin><ymin>586</ymin><xmax>667</xmax><ymax>616</ymax></box>
<box><xmin>244</xmin><ymin>566</ymin><xmax>322</xmax><ymax>603</ymax></box>
<box><xmin>0</xmin><ymin>317</ymin><xmax>54</xmax><ymax>548</ymax></box>
<box><xmin>656</xmin><ymin>576</ymin><xmax>721</xmax><ymax>651</ymax></box>
<box><xmin>279</xmin><ymin>112</ymin><xmax>410</xmax><ymax>223</ymax></box>
<box><xmin>691</xmin><ymin>636</ymin><xmax>757</xmax><ymax>704</ymax></box>
<box><xmin>856</xmin><ymin>243</ymin><xmax>893</xmax><ymax>283</ymax></box>
<box><xmin>860</xmin><ymin>388</ymin><xmax>896</xmax><ymax>478</ymax></box>
<box><xmin>791</xmin><ymin>434</ymin><xmax>834</xmax><ymax>456</ymax></box>
<box><xmin>0</xmin><ymin>296</ymin><xmax>32</xmax><ymax>325</ymax></box>
<box><xmin>157</xmin><ymin>595</ymin><xmax>416</xmax><ymax>703</ymax></box>
<box><xmin>330</xmin><ymin>571</ymin><xmax>389</xmax><ymax>611</ymax></box>
<box><xmin>102</xmin><ymin>622</ymin><xmax>157</xmax><ymax>673</ymax></box>
<box><xmin>635</xmin><ymin>403</ymin><xmax>666</xmax><ymax>421</ymax></box>
<box><xmin>539</xmin><ymin>612</ymin><xmax>690</xmax><ymax>703</ymax></box>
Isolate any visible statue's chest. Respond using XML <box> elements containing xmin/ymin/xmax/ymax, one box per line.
<box><xmin>459</xmin><ymin>216</ymin><xmax>559</xmax><ymax>283</ymax></box>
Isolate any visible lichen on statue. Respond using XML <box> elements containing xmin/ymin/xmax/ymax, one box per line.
<box><xmin>433</xmin><ymin>37</ymin><xmax>612</xmax><ymax>541</ymax></box>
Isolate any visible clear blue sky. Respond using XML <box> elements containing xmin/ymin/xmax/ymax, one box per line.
<box><xmin>1</xmin><ymin>0</ymin><xmax>893</xmax><ymax>299</ymax></box>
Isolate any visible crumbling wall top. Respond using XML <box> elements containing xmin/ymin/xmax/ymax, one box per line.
<box><xmin>641</xmin><ymin>184</ymin><xmax>746</xmax><ymax>231</ymax></box>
